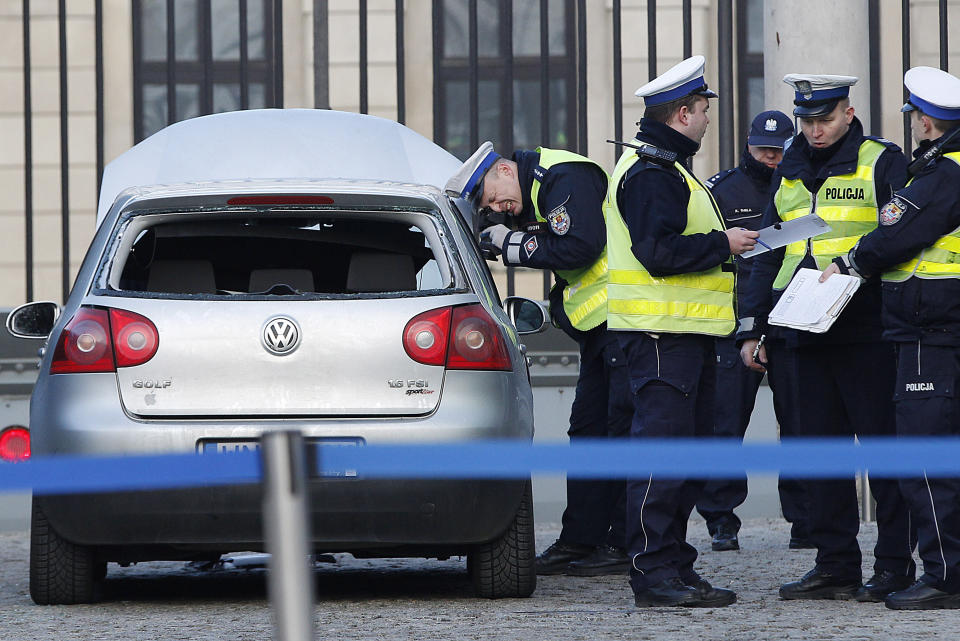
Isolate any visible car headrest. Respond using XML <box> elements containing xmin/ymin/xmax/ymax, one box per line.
<box><xmin>346</xmin><ymin>252</ymin><xmax>416</xmax><ymax>293</ymax></box>
<box><xmin>146</xmin><ymin>259</ymin><xmax>216</xmax><ymax>294</ymax></box>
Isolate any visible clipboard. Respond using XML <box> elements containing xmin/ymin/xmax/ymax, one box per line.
<box><xmin>742</xmin><ymin>214</ymin><xmax>832</xmax><ymax>258</ymax></box>
<box><xmin>767</xmin><ymin>268</ymin><xmax>861</xmax><ymax>333</ymax></box>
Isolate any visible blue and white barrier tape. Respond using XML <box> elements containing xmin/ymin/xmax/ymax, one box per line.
<box><xmin>3</xmin><ymin>438</ymin><xmax>960</xmax><ymax>495</ymax></box>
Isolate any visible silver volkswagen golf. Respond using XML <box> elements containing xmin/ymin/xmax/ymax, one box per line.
<box><xmin>7</xmin><ymin>110</ymin><xmax>543</xmax><ymax>604</ymax></box>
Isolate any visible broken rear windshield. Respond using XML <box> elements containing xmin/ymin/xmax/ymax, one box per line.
<box><xmin>103</xmin><ymin>212</ymin><xmax>455</xmax><ymax>296</ymax></box>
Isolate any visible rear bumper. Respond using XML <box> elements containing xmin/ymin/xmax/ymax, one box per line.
<box><xmin>39</xmin><ymin>478</ymin><xmax>526</xmax><ymax>559</ymax></box>
<box><xmin>29</xmin><ymin>369</ymin><xmax>534</xmax><ymax>559</ymax></box>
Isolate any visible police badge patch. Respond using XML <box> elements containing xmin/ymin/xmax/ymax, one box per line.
<box><xmin>524</xmin><ymin>237</ymin><xmax>539</xmax><ymax>258</ymax></box>
<box><xmin>547</xmin><ymin>204</ymin><xmax>571</xmax><ymax>235</ymax></box>
<box><xmin>764</xmin><ymin>118</ymin><xmax>777</xmax><ymax>132</ymax></box>
<box><xmin>879</xmin><ymin>197</ymin><xmax>907</xmax><ymax>226</ymax></box>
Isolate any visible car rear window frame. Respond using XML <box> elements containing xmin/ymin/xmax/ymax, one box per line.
<box><xmin>91</xmin><ymin>206</ymin><xmax>471</xmax><ymax>301</ymax></box>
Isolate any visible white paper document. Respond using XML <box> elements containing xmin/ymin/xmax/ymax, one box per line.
<box><xmin>741</xmin><ymin>214</ymin><xmax>832</xmax><ymax>258</ymax></box>
<box><xmin>768</xmin><ymin>268</ymin><xmax>861</xmax><ymax>333</ymax></box>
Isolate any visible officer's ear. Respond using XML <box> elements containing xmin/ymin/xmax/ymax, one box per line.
<box><xmin>842</xmin><ymin>102</ymin><xmax>855</xmax><ymax>125</ymax></box>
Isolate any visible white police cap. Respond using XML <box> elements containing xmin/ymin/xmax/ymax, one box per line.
<box><xmin>634</xmin><ymin>55</ymin><xmax>718</xmax><ymax>106</ymax></box>
<box><xmin>901</xmin><ymin>66</ymin><xmax>960</xmax><ymax>121</ymax></box>
<box><xmin>444</xmin><ymin>141</ymin><xmax>501</xmax><ymax>203</ymax></box>
<box><xmin>783</xmin><ymin>74</ymin><xmax>858</xmax><ymax>117</ymax></box>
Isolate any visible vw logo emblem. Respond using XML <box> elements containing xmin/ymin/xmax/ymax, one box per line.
<box><xmin>261</xmin><ymin>316</ymin><xmax>301</xmax><ymax>356</ymax></box>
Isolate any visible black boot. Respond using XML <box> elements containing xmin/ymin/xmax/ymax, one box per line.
<box><xmin>885</xmin><ymin>578</ymin><xmax>960</xmax><ymax>610</ymax></box>
<box><xmin>684</xmin><ymin>576</ymin><xmax>737</xmax><ymax>607</ymax></box>
<box><xmin>779</xmin><ymin>568</ymin><xmax>861</xmax><ymax>600</ymax></box>
<box><xmin>854</xmin><ymin>570</ymin><xmax>915</xmax><ymax>602</ymax></box>
<box><xmin>711</xmin><ymin>524</ymin><xmax>740</xmax><ymax>552</ymax></box>
<box><xmin>534</xmin><ymin>540</ymin><xmax>593</xmax><ymax>575</ymax></box>
<box><xmin>566</xmin><ymin>545</ymin><xmax>629</xmax><ymax>576</ymax></box>
<box><xmin>633</xmin><ymin>577</ymin><xmax>701</xmax><ymax>608</ymax></box>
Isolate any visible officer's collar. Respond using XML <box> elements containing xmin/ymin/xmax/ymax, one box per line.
<box><xmin>739</xmin><ymin>145</ymin><xmax>775</xmax><ymax>184</ymax></box>
<box><xmin>635</xmin><ymin>118</ymin><xmax>701</xmax><ymax>162</ymax></box>
<box><xmin>512</xmin><ymin>150</ymin><xmax>541</xmax><ymax>222</ymax></box>
<box><xmin>778</xmin><ymin>116</ymin><xmax>864</xmax><ymax>179</ymax></box>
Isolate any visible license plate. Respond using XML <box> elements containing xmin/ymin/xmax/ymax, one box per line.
<box><xmin>198</xmin><ymin>438</ymin><xmax>363</xmax><ymax>478</ymax></box>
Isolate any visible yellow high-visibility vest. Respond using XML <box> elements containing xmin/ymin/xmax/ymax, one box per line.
<box><xmin>605</xmin><ymin>141</ymin><xmax>735</xmax><ymax>336</ymax></box>
<box><xmin>531</xmin><ymin>147</ymin><xmax>610</xmax><ymax>331</ymax></box>
<box><xmin>883</xmin><ymin>152</ymin><xmax>960</xmax><ymax>282</ymax></box>
<box><xmin>772</xmin><ymin>140</ymin><xmax>886</xmax><ymax>290</ymax></box>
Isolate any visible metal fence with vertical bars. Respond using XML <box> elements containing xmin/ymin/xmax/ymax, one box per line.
<box><xmin>7</xmin><ymin>0</ymin><xmax>955</xmax><ymax>306</ymax></box>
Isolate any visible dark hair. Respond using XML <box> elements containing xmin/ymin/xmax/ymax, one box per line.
<box><xmin>643</xmin><ymin>94</ymin><xmax>705</xmax><ymax>124</ymax></box>
<box><xmin>914</xmin><ymin>107</ymin><xmax>960</xmax><ymax>133</ymax></box>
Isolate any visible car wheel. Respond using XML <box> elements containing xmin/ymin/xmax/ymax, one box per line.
<box><xmin>468</xmin><ymin>481</ymin><xmax>536</xmax><ymax>599</ymax></box>
<box><xmin>29</xmin><ymin>498</ymin><xmax>103</xmax><ymax>605</ymax></box>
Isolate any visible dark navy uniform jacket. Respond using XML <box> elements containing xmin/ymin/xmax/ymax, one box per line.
<box><xmin>738</xmin><ymin>117</ymin><xmax>907</xmax><ymax>346</ymax></box>
<box><xmin>509</xmin><ymin>150</ymin><xmax>609</xmax><ymax>346</ymax></box>
<box><xmin>616</xmin><ymin>119</ymin><xmax>730</xmax><ymax>277</ymax></box>
<box><xmin>706</xmin><ymin>147</ymin><xmax>778</xmax><ymax>313</ymax></box>
<box><xmin>852</xmin><ymin>133</ymin><xmax>960</xmax><ymax>346</ymax></box>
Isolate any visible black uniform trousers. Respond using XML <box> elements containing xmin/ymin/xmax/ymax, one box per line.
<box><xmin>616</xmin><ymin>332</ymin><xmax>715</xmax><ymax>591</ymax></box>
<box><xmin>797</xmin><ymin>342</ymin><xmax>915</xmax><ymax>579</ymax></box>
<box><xmin>894</xmin><ymin>341</ymin><xmax>960</xmax><ymax>592</ymax></box>
<box><xmin>696</xmin><ymin>339</ymin><xmax>810</xmax><ymax>537</ymax></box>
<box><xmin>558</xmin><ymin>330</ymin><xmax>631</xmax><ymax>549</ymax></box>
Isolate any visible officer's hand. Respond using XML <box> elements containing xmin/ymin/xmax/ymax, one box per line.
<box><xmin>819</xmin><ymin>263</ymin><xmax>841</xmax><ymax>282</ymax></box>
<box><xmin>725</xmin><ymin>228</ymin><xmax>759</xmax><ymax>256</ymax></box>
<box><xmin>480</xmin><ymin>223</ymin><xmax>511</xmax><ymax>257</ymax></box>
<box><xmin>740</xmin><ymin>339</ymin><xmax>767</xmax><ymax>373</ymax></box>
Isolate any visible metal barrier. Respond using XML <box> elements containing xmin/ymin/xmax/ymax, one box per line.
<box><xmin>262</xmin><ymin>431</ymin><xmax>316</xmax><ymax>641</ymax></box>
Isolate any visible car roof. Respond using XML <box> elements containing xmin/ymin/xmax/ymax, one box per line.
<box><xmin>97</xmin><ymin>109</ymin><xmax>462</xmax><ymax>225</ymax></box>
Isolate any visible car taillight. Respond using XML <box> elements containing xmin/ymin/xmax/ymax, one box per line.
<box><xmin>0</xmin><ymin>426</ymin><xmax>30</xmax><ymax>462</ymax></box>
<box><xmin>110</xmin><ymin>308</ymin><xmax>159</xmax><ymax>367</ymax></box>
<box><xmin>403</xmin><ymin>307</ymin><xmax>452</xmax><ymax>366</ymax></box>
<box><xmin>403</xmin><ymin>304</ymin><xmax>511</xmax><ymax>371</ymax></box>
<box><xmin>50</xmin><ymin>307</ymin><xmax>115</xmax><ymax>373</ymax></box>
<box><xmin>447</xmin><ymin>304</ymin><xmax>512</xmax><ymax>371</ymax></box>
<box><xmin>50</xmin><ymin>306</ymin><xmax>159</xmax><ymax>374</ymax></box>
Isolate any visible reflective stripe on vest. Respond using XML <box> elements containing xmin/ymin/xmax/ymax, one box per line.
<box><xmin>883</xmin><ymin>152</ymin><xmax>960</xmax><ymax>282</ymax></box>
<box><xmin>604</xmin><ymin>140</ymin><xmax>735</xmax><ymax>336</ymax></box>
<box><xmin>772</xmin><ymin>140</ymin><xmax>886</xmax><ymax>290</ymax></box>
<box><xmin>531</xmin><ymin>147</ymin><xmax>610</xmax><ymax>331</ymax></box>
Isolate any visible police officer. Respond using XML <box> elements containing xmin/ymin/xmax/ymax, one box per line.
<box><xmin>822</xmin><ymin>66</ymin><xmax>960</xmax><ymax>609</ymax></box>
<box><xmin>607</xmin><ymin>55</ymin><xmax>757</xmax><ymax>608</ymax></box>
<box><xmin>698</xmin><ymin>110</ymin><xmax>812</xmax><ymax>552</ymax></box>
<box><xmin>445</xmin><ymin>142</ymin><xmax>632</xmax><ymax>576</ymax></box>
<box><xmin>738</xmin><ymin>74</ymin><xmax>915</xmax><ymax>601</ymax></box>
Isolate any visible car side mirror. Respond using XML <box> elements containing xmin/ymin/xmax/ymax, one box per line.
<box><xmin>503</xmin><ymin>297</ymin><xmax>548</xmax><ymax>335</ymax></box>
<box><xmin>6</xmin><ymin>301</ymin><xmax>60</xmax><ymax>339</ymax></box>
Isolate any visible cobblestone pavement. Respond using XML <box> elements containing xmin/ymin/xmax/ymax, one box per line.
<box><xmin>1</xmin><ymin>518</ymin><xmax>958</xmax><ymax>641</ymax></box>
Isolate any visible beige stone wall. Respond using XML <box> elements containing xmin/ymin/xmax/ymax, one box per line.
<box><xmin>0</xmin><ymin>1</ymin><xmax>107</xmax><ymax>307</ymax></box>
<box><xmin>1</xmin><ymin>0</ymin><xmax>957</xmax><ymax>308</ymax></box>
<box><xmin>879</xmin><ymin>0</ymin><xmax>960</xmax><ymax>146</ymax></box>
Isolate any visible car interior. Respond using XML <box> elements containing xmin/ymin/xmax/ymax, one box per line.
<box><xmin>108</xmin><ymin>215</ymin><xmax>449</xmax><ymax>295</ymax></box>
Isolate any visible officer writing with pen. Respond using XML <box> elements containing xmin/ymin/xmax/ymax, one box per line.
<box><xmin>738</xmin><ymin>74</ymin><xmax>915</xmax><ymax>602</ymax></box>
<box><xmin>697</xmin><ymin>110</ymin><xmax>812</xmax><ymax>552</ymax></box>
<box><xmin>444</xmin><ymin>142</ymin><xmax>633</xmax><ymax>577</ymax></box>
<box><xmin>606</xmin><ymin>55</ymin><xmax>757</xmax><ymax>608</ymax></box>
<box><xmin>821</xmin><ymin>67</ymin><xmax>960</xmax><ymax>610</ymax></box>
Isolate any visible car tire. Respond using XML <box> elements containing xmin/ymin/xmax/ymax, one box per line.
<box><xmin>468</xmin><ymin>481</ymin><xmax>536</xmax><ymax>599</ymax></box>
<box><xmin>29</xmin><ymin>498</ymin><xmax>103</xmax><ymax>605</ymax></box>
